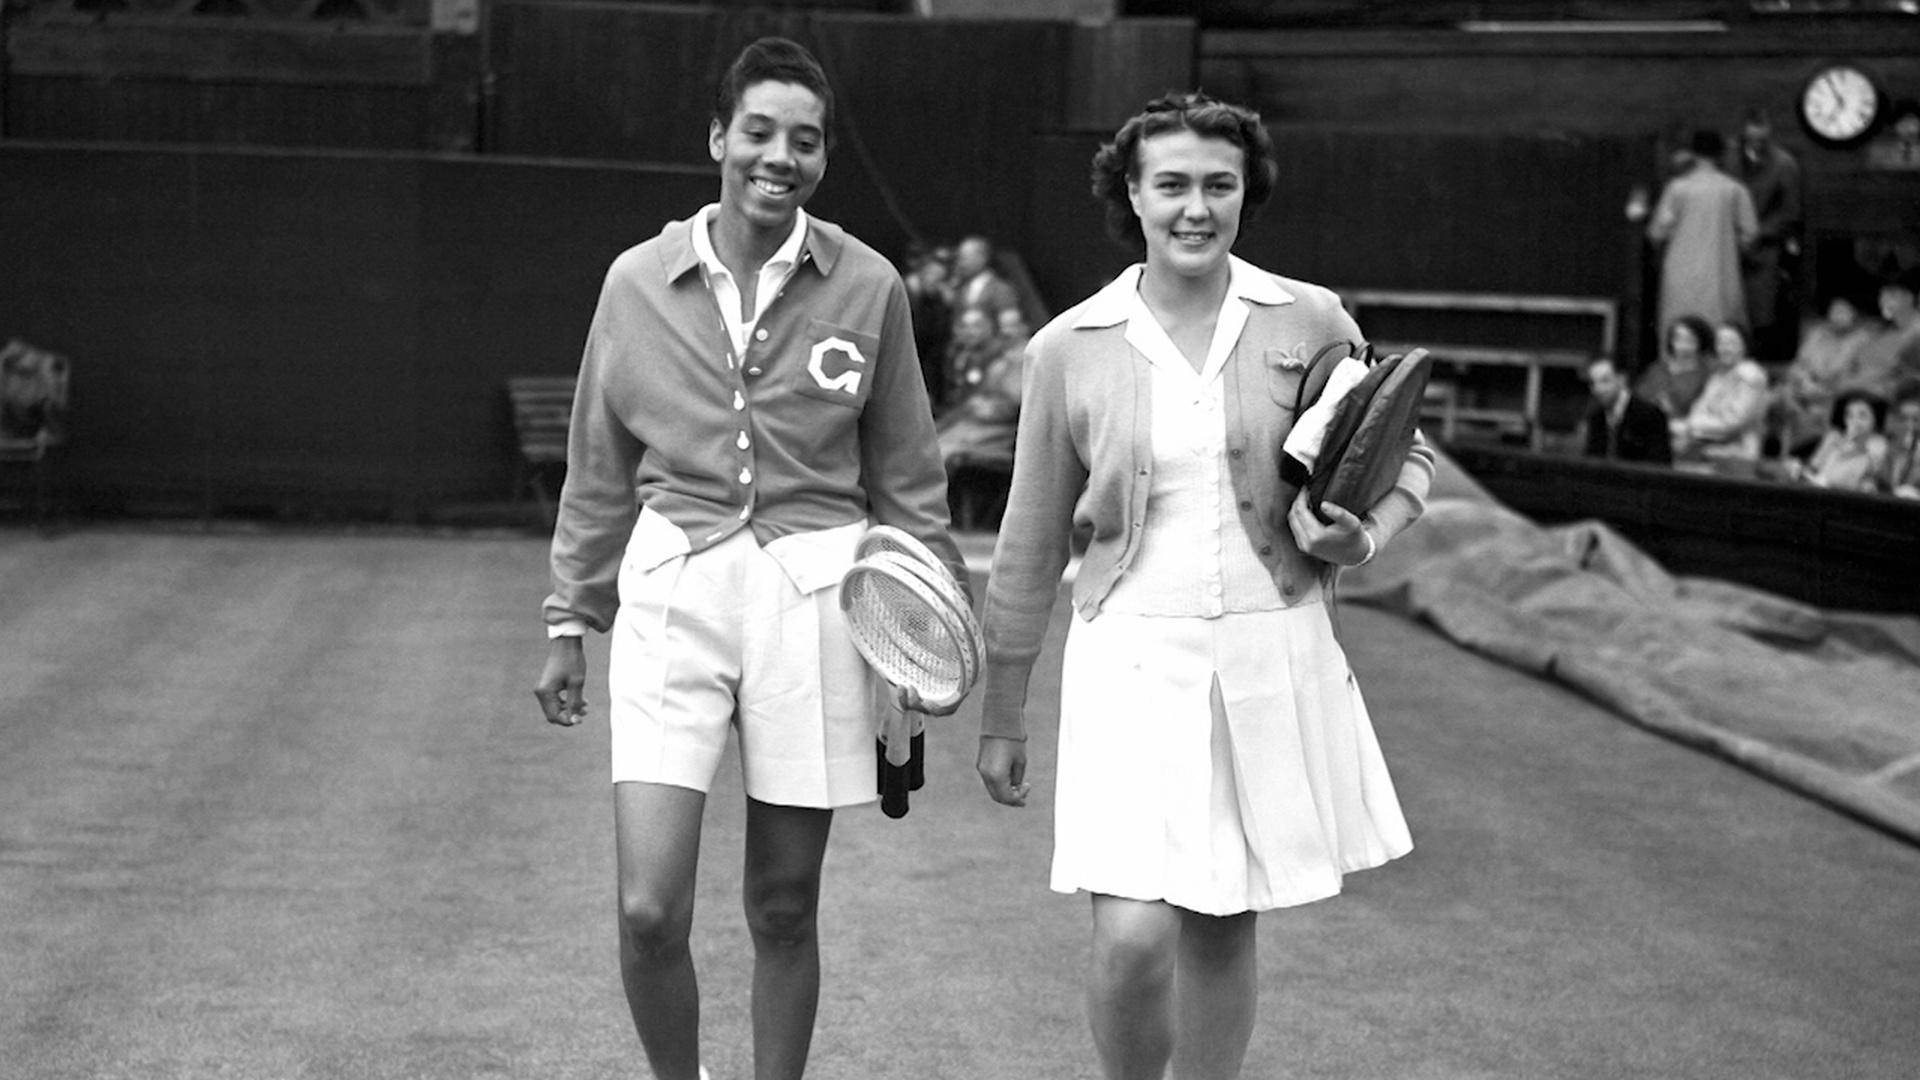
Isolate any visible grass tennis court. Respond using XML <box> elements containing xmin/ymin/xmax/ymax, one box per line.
<box><xmin>2</xmin><ymin>524</ymin><xmax>1915</xmax><ymax>1079</ymax></box>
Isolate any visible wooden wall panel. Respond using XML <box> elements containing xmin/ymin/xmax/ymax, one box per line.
<box><xmin>0</xmin><ymin>144</ymin><xmax>714</xmax><ymax>517</ymax></box>
<box><xmin>484</xmin><ymin>2</ymin><xmax>1066</xmax><ymax>260</ymax></box>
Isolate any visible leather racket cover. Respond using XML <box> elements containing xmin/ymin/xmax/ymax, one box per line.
<box><xmin>1308</xmin><ymin>347</ymin><xmax>1432</xmax><ymax>523</ymax></box>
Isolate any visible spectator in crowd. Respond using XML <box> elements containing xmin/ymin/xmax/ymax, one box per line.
<box><xmin>1673</xmin><ymin>321</ymin><xmax>1770</xmax><ymax>468</ymax></box>
<box><xmin>950</xmin><ymin>234</ymin><xmax>1021</xmax><ymax>321</ymax></box>
<box><xmin>1768</xmin><ymin>292</ymin><xmax>1879</xmax><ymax>456</ymax></box>
<box><xmin>0</xmin><ymin>339</ymin><xmax>68</xmax><ymax>442</ymax></box>
<box><xmin>1734</xmin><ymin>109</ymin><xmax>1804</xmax><ymax>365</ymax></box>
<box><xmin>942</xmin><ymin>304</ymin><xmax>1001</xmax><ymax>411</ymax></box>
<box><xmin>936</xmin><ymin>306</ymin><xmax>1031</xmax><ymax>471</ymax></box>
<box><xmin>1647</xmin><ymin>129</ymin><xmax>1758</xmax><ymax>339</ymax></box>
<box><xmin>1579</xmin><ymin>355</ymin><xmax>1671</xmax><ymax>464</ymax></box>
<box><xmin>905</xmin><ymin>245</ymin><xmax>955</xmax><ymax>412</ymax></box>
<box><xmin>1784</xmin><ymin>390</ymin><xmax>1889</xmax><ymax>492</ymax></box>
<box><xmin>1881</xmin><ymin>383</ymin><xmax>1920</xmax><ymax>498</ymax></box>
<box><xmin>1635</xmin><ymin>314</ymin><xmax>1715</xmax><ymax>422</ymax></box>
<box><xmin>1841</xmin><ymin>272</ymin><xmax>1920</xmax><ymax>398</ymax></box>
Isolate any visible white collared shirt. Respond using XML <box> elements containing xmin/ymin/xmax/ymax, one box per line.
<box><xmin>1095</xmin><ymin>258</ymin><xmax>1298</xmax><ymax>617</ymax></box>
<box><xmin>690</xmin><ymin>203</ymin><xmax>808</xmax><ymax>363</ymax></box>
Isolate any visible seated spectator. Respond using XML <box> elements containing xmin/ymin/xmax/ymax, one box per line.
<box><xmin>1768</xmin><ymin>293</ymin><xmax>1879</xmax><ymax>455</ymax></box>
<box><xmin>0</xmin><ymin>339</ymin><xmax>68</xmax><ymax>443</ymax></box>
<box><xmin>950</xmin><ymin>235</ymin><xmax>1021</xmax><ymax>322</ymax></box>
<box><xmin>1635</xmin><ymin>314</ymin><xmax>1715</xmax><ymax>423</ymax></box>
<box><xmin>1783</xmin><ymin>389</ymin><xmax>1889</xmax><ymax>492</ymax></box>
<box><xmin>937</xmin><ymin>307</ymin><xmax>1031</xmax><ymax>470</ymax></box>
<box><xmin>1881</xmin><ymin>383</ymin><xmax>1920</xmax><ymax>498</ymax></box>
<box><xmin>1838</xmin><ymin>272</ymin><xmax>1920</xmax><ymax>398</ymax></box>
<box><xmin>1672</xmin><ymin>322</ymin><xmax>1770</xmax><ymax>469</ymax></box>
<box><xmin>942</xmin><ymin>305</ymin><xmax>1001</xmax><ymax>413</ymax></box>
<box><xmin>1579</xmin><ymin>355</ymin><xmax>1672</xmax><ymax>464</ymax></box>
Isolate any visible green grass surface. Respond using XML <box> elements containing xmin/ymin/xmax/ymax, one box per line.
<box><xmin>1</xmin><ymin>526</ymin><xmax>1915</xmax><ymax>1079</ymax></box>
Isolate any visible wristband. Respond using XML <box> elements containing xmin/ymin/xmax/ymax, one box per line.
<box><xmin>1355</xmin><ymin>525</ymin><xmax>1377</xmax><ymax>567</ymax></box>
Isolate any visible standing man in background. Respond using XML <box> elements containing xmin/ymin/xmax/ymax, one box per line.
<box><xmin>1735</xmin><ymin>109</ymin><xmax>1804</xmax><ymax>366</ymax></box>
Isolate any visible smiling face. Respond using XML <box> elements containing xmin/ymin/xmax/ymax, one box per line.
<box><xmin>1128</xmin><ymin>129</ymin><xmax>1247</xmax><ymax>283</ymax></box>
<box><xmin>1713</xmin><ymin>325</ymin><xmax>1748</xmax><ymax>368</ymax></box>
<box><xmin>709</xmin><ymin>80</ymin><xmax>826</xmax><ymax>237</ymax></box>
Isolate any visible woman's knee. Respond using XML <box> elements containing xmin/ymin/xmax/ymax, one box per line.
<box><xmin>742</xmin><ymin>876</ymin><xmax>820</xmax><ymax>948</ymax></box>
<box><xmin>1092</xmin><ymin>903</ymin><xmax>1178</xmax><ymax>988</ymax></box>
<box><xmin>618</xmin><ymin>888</ymin><xmax>694</xmax><ymax>955</ymax></box>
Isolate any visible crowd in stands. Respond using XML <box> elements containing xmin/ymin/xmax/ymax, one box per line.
<box><xmin>900</xmin><ymin>234</ymin><xmax>1047</xmax><ymax>481</ymax></box>
<box><xmin>1577</xmin><ymin>270</ymin><xmax>1920</xmax><ymax>500</ymax></box>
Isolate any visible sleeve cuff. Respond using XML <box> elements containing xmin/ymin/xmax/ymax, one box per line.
<box><xmin>547</xmin><ymin>620</ymin><xmax>590</xmax><ymax>639</ymax></box>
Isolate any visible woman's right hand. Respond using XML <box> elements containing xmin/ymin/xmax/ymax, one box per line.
<box><xmin>977</xmin><ymin>735</ymin><xmax>1031</xmax><ymax>807</ymax></box>
<box><xmin>534</xmin><ymin>636</ymin><xmax>589</xmax><ymax>727</ymax></box>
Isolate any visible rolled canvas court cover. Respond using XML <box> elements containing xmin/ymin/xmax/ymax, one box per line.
<box><xmin>1344</xmin><ymin>450</ymin><xmax>1920</xmax><ymax>844</ymax></box>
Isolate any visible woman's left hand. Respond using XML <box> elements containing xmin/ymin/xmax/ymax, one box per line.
<box><xmin>1287</xmin><ymin>491</ymin><xmax>1374</xmax><ymax>567</ymax></box>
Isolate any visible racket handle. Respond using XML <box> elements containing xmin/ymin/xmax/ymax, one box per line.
<box><xmin>908</xmin><ymin>730</ymin><xmax>926</xmax><ymax>791</ymax></box>
<box><xmin>877</xmin><ymin>739</ymin><xmax>912</xmax><ymax>819</ymax></box>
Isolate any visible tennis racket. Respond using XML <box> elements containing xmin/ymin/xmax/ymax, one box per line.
<box><xmin>840</xmin><ymin>549</ymin><xmax>977</xmax><ymax>711</ymax></box>
<box><xmin>854</xmin><ymin>525</ymin><xmax>984</xmax><ymax>672</ymax></box>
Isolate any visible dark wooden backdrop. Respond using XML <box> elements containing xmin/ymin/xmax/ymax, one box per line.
<box><xmin>3</xmin><ymin>4</ymin><xmax>1917</xmax><ymax>518</ymax></box>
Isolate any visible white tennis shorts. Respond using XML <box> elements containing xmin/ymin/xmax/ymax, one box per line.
<box><xmin>608</xmin><ymin>515</ymin><xmax>878</xmax><ymax>808</ymax></box>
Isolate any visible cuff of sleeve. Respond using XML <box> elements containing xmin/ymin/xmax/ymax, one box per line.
<box><xmin>547</xmin><ymin>620</ymin><xmax>590</xmax><ymax>639</ymax></box>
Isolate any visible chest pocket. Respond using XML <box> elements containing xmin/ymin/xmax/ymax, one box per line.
<box><xmin>791</xmin><ymin>319</ymin><xmax>880</xmax><ymax>411</ymax></box>
<box><xmin>1263</xmin><ymin>346</ymin><xmax>1306</xmax><ymax>409</ymax></box>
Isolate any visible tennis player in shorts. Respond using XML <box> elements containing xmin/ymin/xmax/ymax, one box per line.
<box><xmin>532</xmin><ymin>37</ymin><xmax>964</xmax><ymax>1080</ymax></box>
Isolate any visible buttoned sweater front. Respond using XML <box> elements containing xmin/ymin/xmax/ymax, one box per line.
<box><xmin>544</xmin><ymin>213</ymin><xmax>957</xmax><ymax>633</ymax></box>
<box><xmin>980</xmin><ymin>262</ymin><xmax>1434</xmax><ymax>739</ymax></box>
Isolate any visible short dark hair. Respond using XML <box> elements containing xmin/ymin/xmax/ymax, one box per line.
<box><xmin>1830</xmin><ymin>389</ymin><xmax>1888</xmax><ymax>431</ymax></box>
<box><xmin>1090</xmin><ymin>91</ymin><xmax>1278</xmax><ymax>251</ymax></box>
<box><xmin>714</xmin><ymin>37</ymin><xmax>834</xmax><ymax>145</ymax></box>
<box><xmin>1689</xmin><ymin>128</ymin><xmax>1725</xmax><ymax>161</ymax></box>
<box><xmin>1666</xmin><ymin>314</ymin><xmax>1714</xmax><ymax>354</ymax></box>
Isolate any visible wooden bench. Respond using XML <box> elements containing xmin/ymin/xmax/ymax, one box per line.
<box><xmin>1340</xmin><ymin>290</ymin><xmax>1617</xmax><ymax>451</ymax></box>
<box><xmin>506</xmin><ymin>375</ymin><xmax>576</xmax><ymax>528</ymax></box>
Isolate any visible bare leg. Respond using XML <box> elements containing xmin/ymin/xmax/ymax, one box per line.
<box><xmin>1171</xmin><ymin>909</ymin><xmax>1258</xmax><ymax>1080</ymax></box>
<box><xmin>1088</xmin><ymin>894</ymin><xmax>1181</xmax><ymax>1080</ymax></box>
<box><xmin>742</xmin><ymin>797</ymin><xmax>834</xmax><ymax>1080</ymax></box>
<box><xmin>614</xmin><ymin>781</ymin><xmax>708</xmax><ymax>1080</ymax></box>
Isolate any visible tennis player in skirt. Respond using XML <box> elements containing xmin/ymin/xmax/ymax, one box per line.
<box><xmin>532</xmin><ymin>38</ymin><xmax>962</xmax><ymax>1080</ymax></box>
<box><xmin>976</xmin><ymin>92</ymin><xmax>1433</xmax><ymax>1079</ymax></box>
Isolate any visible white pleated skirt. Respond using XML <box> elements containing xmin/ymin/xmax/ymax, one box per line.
<box><xmin>1051</xmin><ymin>599</ymin><xmax>1412</xmax><ymax>915</ymax></box>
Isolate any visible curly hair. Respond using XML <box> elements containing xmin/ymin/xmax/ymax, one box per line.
<box><xmin>713</xmin><ymin>37</ymin><xmax>835</xmax><ymax>147</ymax></box>
<box><xmin>1829</xmin><ymin>388</ymin><xmax>1888</xmax><ymax>432</ymax></box>
<box><xmin>1089</xmin><ymin>91</ymin><xmax>1278</xmax><ymax>251</ymax></box>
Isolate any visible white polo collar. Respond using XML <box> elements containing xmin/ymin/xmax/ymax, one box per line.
<box><xmin>689</xmin><ymin>203</ymin><xmax>809</xmax><ymax>281</ymax></box>
<box><xmin>1072</xmin><ymin>256</ymin><xmax>1293</xmax><ymax>330</ymax></box>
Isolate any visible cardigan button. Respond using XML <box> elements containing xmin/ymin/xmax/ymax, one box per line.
<box><xmin>1239</xmin><ymin>500</ymin><xmax>1252</xmax><ymax>511</ymax></box>
<box><xmin>1260</xmin><ymin>545</ymin><xmax>1273</xmax><ymax>555</ymax></box>
<box><xmin>1228</xmin><ymin>448</ymin><xmax>1243</xmax><ymax>458</ymax></box>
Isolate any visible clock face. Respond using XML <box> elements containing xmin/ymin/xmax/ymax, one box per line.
<box><xmin>1800</xmin><ymin>64</ymin><xmax>1881</xmax><ymax>146</ymax></box>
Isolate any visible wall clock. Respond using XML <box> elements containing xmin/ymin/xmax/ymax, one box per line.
<box><xmin>1799</xmin><ymin>63</ymin><xmax>1883</xmax><ymax>148</ymax></box>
